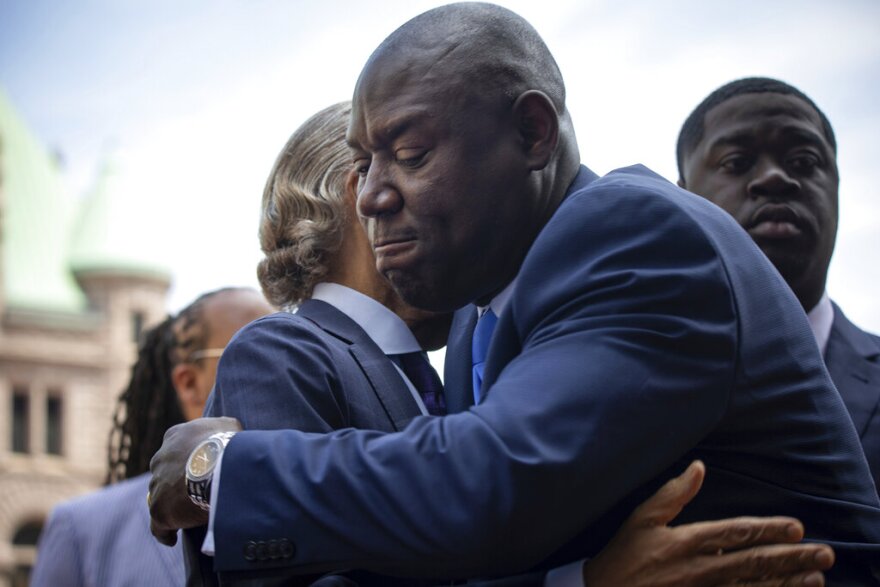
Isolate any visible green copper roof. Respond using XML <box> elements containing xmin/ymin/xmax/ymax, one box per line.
<box><xmin>1</xmin><ymin>89</ymin><xmax>170</xmax><ymax>315</ymax></box>
<box><xmin>68</xmin><ymin>155</ymin><xmax>171</xmax><ymax>281</ymax></box>
<box><xmin>0</xmin><ymin>88</ymin><xmax>86</xmax><ymax>312</ymax></box>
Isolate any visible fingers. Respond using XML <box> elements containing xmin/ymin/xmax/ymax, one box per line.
<box><xmin>629</xmin><ymin>460</ymin><xmax>706</xmax><ymax>527</ymax></box>
<box><xmin>680</xmin><ymin>516</ymin><xmax>805</xmax><ymax>554</ymax></box>
<box><xmin>719</xmin><ymin>570</ymin><xmax>825</xmax><ymax>587</ymax></box>
<box><xmin>150</xmin><ymin>519</ymin><xmax>179</xmax><ymax>547</ymax></box>
<box><xmin>699</xmin><ymin>543</ymin><xmax>834</xmax><ymax>585</ymax></box>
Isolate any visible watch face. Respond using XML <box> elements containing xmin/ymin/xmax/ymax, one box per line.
<box><xmin>187</xmin><ymin>439</ymin><xmax>221</xmax><ymax>480</ymax></box>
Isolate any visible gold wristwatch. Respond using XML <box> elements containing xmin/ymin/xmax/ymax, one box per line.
<box><xmin>185</xmin><ymin>431</ymin><xmax>236</xmax><ymax>511</ymax></box>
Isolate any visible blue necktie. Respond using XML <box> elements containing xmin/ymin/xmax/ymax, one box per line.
<box><xmin>391</xmin><ymin>352</ymin><xmax>446</xmax><ymax>416</ymax></box>
<box><xmin>471</xmin><ymin>308</ymin><xmax>498</xmax><ymax>404</ymax></box>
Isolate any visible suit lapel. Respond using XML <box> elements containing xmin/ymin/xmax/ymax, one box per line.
<box><xmin>442</xmin><ymin>165</ymin><xmax>600</xmax><ymax>410</ymax></box>
<box><xmin>444</xmin><ymin>306</ymin><xmax>478</xmax><ymax>414</ymax></box>
<box><xmin>297</xmin><ymin>299</ymin><xmax>422</xmax><ymax>430</ymax></box>
<box><xmin>825</xmin><ymin>304</ymin><xmax>880</xmax><ymax>437</ymax></box>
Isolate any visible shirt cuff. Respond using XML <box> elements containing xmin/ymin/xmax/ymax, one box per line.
<box><xmin>200</xmin><ymin>446</ymin><xmax>226</xmax><ymax>556</ymax></box>
<box><xmin>544</xmin><ymin>558</ymin><xmax>585</xmax><ymax>587</ymax></box>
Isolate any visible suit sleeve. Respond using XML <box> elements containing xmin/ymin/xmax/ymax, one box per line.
<box><xmin>212</xmin><ymin>182</ymin><xmax>738</xmax><ymax>578</ymax></box>
<box><xmin>30</xmin><ymin>505</ymin><xmax>85</xmax><ymax>587</ymax></box>
<box><xmin>207</xmin><ymin>315</ymin><xmax>348</xmax><ymax>433</ymax></box>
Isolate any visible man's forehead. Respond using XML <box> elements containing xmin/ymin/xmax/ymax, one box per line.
<box><xmin>349</xmin><ymin>65</ymin><xmax>451</xmax><ymax>149</ymax></box>
<box><xmin>703</xmin><ymin>93</ymin><xmax>825</xmax><ymax>139</ymax></box>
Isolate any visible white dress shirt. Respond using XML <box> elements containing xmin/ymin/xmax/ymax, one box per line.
<box><xmin>807</xmin><ymin>292</ymin><xmax>833</xmax><ymax>355</ymax></box>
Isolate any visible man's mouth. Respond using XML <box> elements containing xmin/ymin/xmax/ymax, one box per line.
<box><xmin>747</xmin><ymin>204</ymin><xmax>804</xmax><ymax>239</ymax></box>
<box><xmin>373</xmin><ymin>235</ymin><xmax>417</xmax><ymax>254</ymax></box>
<box><xmin>373</xmin><ymin>235</ymin><xmax>419</xmax><ymax>271</ymax></box>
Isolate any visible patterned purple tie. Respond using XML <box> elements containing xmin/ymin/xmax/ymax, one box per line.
<box><xmin>392</xmin><ymin>352</ymin><xmax>447</xmax><ymax>416</ymax></box>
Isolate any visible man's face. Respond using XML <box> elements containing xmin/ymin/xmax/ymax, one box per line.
<box><xmin>680</xmin><ymin>92</ymin><xmax>839</xmax><ymax>308</ymax></box>
<box><xmin>185</xmin><ymin>290</ymin><xmax>273</xmax><ymax>418</ymax></box>
<box><xmin>347</xmin><ymin>56</ymin><xmax>537</xmax><ymax>312</ymax></box>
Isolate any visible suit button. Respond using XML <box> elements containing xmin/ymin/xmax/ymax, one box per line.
<box><xmin>256</xmin><ymin>541</ymin><xmax>269</xmax><ymax>561</ymax></box>
<box><xmin>243</xmin><ymin>541</ymin><xmax>257</xmax><ymax>561</ymax></box>
<box><xmin>267</xmin><ymin>539</ymin><xmax>279</xmax><ymax>560</ymax></box>
<box><xmin>279</xmin><ymin>538</ymin><xmax>295</xmax><ymax>559</ymax></box>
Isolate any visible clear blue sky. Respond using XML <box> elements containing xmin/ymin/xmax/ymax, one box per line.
<box><xmin>2</xmin><ymin>0</ymin><xmax>879</xmax><ymax>330</ymax></box>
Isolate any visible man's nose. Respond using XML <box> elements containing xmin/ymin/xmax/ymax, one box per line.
<box><xmin>357</xmin><ymin>163</ymin><xmax>403</xmax><ymax>218</ymax></box>
<box><xmin>748</xmin><ymin>158</ymin><xmax>799</xmax><ymax>198</ymax></box>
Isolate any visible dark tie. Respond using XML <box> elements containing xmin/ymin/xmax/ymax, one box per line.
<box><xmin>471</xmin><ymin>308</ymin><xmax>498</xmax><ymax>404</ymax></box>
<box><xmin>392</xmin><ymin>352</ymin><xmax>447</xmax><ymax>416</ymax></box>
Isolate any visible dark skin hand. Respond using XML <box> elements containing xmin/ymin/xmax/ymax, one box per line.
<box><xmin>584</xmin><ymin>461</ymin><xmax>834</xmax><ymax>586</ymax></box>
<box><xmin>149</xmin><ymin>416</ymin><xmax>242</xmax><ymax>546</ymax></box>
<box><xmin>149</xmin><ymin>421</ymin><xmax>834</xmax><ymax>586</ymax></box>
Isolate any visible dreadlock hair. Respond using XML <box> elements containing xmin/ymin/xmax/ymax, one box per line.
<box><xmin>676</xmin><ymin>77</ymin><xmax>837</xmax><ymax>180</ymax></box>
<box><xmin>106</xmin><ymin>287</ymin><xmax>241</xmax><ymax>483</ymax></box>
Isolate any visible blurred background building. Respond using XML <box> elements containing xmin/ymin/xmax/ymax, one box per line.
<box><xmin>0</xmin><ymin>89</ymin><xmax>170</xmax><ymax>587</ymax></box>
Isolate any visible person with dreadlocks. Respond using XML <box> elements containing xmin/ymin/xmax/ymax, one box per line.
<box><xmin>31</xmin><ymin>287</ymin><xmax>271</xmax><ymax>587</ymax></box>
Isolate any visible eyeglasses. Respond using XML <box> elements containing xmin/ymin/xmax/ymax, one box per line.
<box><xmin>185</xmin><ymin>348</ymin><xmax>225</xmax><ymax>363</ymax></box>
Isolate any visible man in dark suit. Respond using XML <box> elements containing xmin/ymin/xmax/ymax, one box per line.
<box><xmin>676</xmin><ymin>77</ymin><xmax>880</xmax><ymax>494</ymax></box>
<box><xmin>193</xmin><ymin>102</ymin><xmax>830</xmax><ymax>586</ymax></box>
<box><xmin>150</xmin><ymin>4</ymin><xmax>879</xmax><ymax>585</ymax></box>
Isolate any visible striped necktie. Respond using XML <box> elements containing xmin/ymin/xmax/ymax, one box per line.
<box><xmin>471</xmin><ymin>308</ymin><xmax>498</xmax><ymax>404</ymax></box>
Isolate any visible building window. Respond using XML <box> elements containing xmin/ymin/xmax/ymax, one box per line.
<box><xmin>12</xmin><ymin>520</ymin><xmax>43</xmax><ymax>587</ymax></box>
<box><xmin>46</xmin><ymin>394</ymin><xmax>63</xmax><ymax>455</ymax></box>
<box><xmin>131</xmin><ymin>310</ymin><xmax>146</xmax><ymax>343</ymax></box>
<box><xmin>12</xmin><ymin>389</ymin><xmax>29</xmax><ymax>453</ymax></box>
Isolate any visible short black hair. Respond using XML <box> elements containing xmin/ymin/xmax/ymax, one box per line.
<box><xmin>676</xmin><ymin>77</ymin><xmax>836</xmax><ymax>179</ymax></box>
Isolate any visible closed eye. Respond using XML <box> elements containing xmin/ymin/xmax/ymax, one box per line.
<box><xmin>353</xmin><ymin>158</ymin><xmax>371</xmax><ymax>176</ymax></box>
<box><xmin>395</xmin><ymin>149</ymin><xmax>427</xmax><ymax>169</ymax></box>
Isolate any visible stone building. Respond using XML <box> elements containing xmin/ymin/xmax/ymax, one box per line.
<box><xmin>0</xmin><ymin>90</ymin><xmax>170</xmax><ymax>586</ymax></box>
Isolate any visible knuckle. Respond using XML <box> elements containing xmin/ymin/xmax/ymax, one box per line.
<box><xmin>718</xmin><ymin>520</ymin><xmax>764</xmax><ymax>546</ymax></box>
<box><xmin>743</xmin><ymin>550</ymin><xmax>775</xmax><ymax>575</ymax></box>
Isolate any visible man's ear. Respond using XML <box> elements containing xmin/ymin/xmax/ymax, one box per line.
<box><xmin>512</xmin><ymin>90</ymin><xmax>559</xmax><ymax>171</ymax></box>
<box><xmin>171</xmin><ymin>363</ymin><xmax>199</xmax><ymax>411</ymax></box>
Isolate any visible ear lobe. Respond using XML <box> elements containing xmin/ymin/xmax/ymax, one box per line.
<box><xmin>512</xmin><ymin>90</ymin><xmax>559</xmax><ymax>171</ymax></box>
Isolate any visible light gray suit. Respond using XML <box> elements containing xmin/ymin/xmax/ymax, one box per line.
<box><xmin>31</xmin><ymin>473</ymin><xmax>183</xmax><ymax>587</ymax></box>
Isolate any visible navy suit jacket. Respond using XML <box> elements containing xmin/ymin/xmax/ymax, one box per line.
<box><xmin>190</xmin><ymin>300</ymin><xmax>424</xmax><ymax>586</ymax></box>
<box><xmin>206</xmin><ymin>299</ymin><xmax>422</xmax><ymax>433</ymax></box>
<box><xmin>212</xmin><ymin>165</ymin><xmax>880</xmax><ymax>584</ymax></box>
<box><xmin>826</xmin><ymin>302</ymin><xmax>880</xmax><ymax>495</ymax></box>
<box><xmin>31</xmin><ymin>474</ymin><xmax>184</xmax><ymax>587</ymax></box>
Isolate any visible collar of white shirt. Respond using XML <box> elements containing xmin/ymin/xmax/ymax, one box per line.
<box><xmin>308</xmin><ymin>282</ymin><xmax>423</xmax><ymax>355</ymax></box>
<box><xmin>807</xmin><ymin>291</ymin><xmax>833</xmax><ymax>355</ymax></box>
<box><xmin>477</xmin><ymin>278</ymin><xmax>517</xmax><ymax>318</ymax></box>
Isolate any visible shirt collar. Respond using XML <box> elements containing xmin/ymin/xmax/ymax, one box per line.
<box><xmin>308</xmin><ymin>283</ymin><xmax>422</xmax><ymax>355</ymax></box>
<box><xmin>477</xmin><ymin>278</ymin><xmax>517</xmax><ymax>318</ymax></box>
<box><xmin>807</xmin><ymin>291</ymin><xmax>834</xmax><ymax>355</ymax></box>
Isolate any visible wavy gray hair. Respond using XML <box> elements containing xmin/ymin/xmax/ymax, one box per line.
<box><xmin>257</xmin><ymin>102</ymin><xmax>352</xmax><ymax>308</ymax></box>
